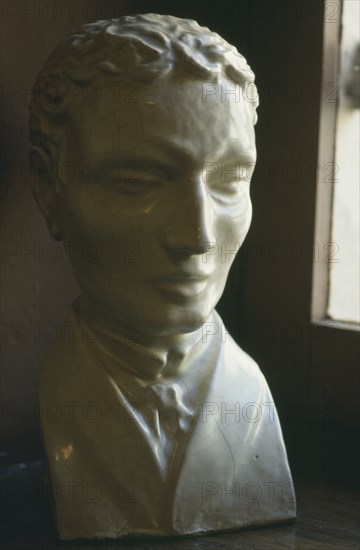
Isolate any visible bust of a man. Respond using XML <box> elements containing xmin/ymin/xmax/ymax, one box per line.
<box><xmin>29</xmin><ymin>14</ymin><xmax>295</xmax><ymax>540</ymax></box>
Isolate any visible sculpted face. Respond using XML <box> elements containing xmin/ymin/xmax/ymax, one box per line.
<box><xmin>54</xmin><ymin>76</ymin><xmax>256</xmax><ymax>335</ymax></box>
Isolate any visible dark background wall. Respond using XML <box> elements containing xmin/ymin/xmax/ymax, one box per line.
<box><xmin>1</xmin><ymin>0</ymin><xmax>358</xmax><ymax>487</ymax></box>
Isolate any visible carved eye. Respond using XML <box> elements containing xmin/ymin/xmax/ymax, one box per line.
<box><xmin>209</xmin><ymin>179</ymin><xmax>247</xmax><ymax>202</ymax></box>
<box><xmin>213</xmin><ymin>180</ymin><xmax>243</xmax><ymax>194</ymax></box>
<box><xmin>206</xmin><ymin>161</ymin><xmax>251</xmax><ymax>199</ymax></box>
<box><xmin>115</xmin><ymin>177</ymin><xmax>162</xmax><ymax>195</ymax></box>
<box><xmin>102</xmin><ymin>167</ymin><xmax>163</xmax><ymax>195</ymax></box>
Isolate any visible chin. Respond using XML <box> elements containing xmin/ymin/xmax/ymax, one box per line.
<box><xmin>152</xmin><ymin>291</ymin><xmax>223</xmax><ymax>335</ymax></box>
<box><xmin>151</xmin><ymin>304</ymin><xmax>215</xmax><ymax>336</ymax></box>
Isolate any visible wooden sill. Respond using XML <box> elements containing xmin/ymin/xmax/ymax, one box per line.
<box><xmin>1</xmin><ymin>461</ymin><xmax>359</xmax><ymax>549</ymax></box>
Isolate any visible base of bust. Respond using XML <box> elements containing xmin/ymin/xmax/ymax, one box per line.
<box><xmin>59</xmin><ymin>517</ymin><xmax>296</xmax><ymax>541</ymax></box>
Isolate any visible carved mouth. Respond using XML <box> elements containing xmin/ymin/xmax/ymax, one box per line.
<box><xmin>152</xmin><ymin>274</ymin><xmax>209</xmax><ymax>300</ymax></box>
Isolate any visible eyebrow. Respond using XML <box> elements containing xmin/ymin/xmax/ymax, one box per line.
<box><xmin>84</xmin><ymin>142</ymin><xmax>256</xmax><ymax>173</ymax></box>
<box><xmin>86</xmin><ymin>154</ymin><xmax>176</xmax><ymax>174</ymax></box>
<box><xmin>217</xmin><ymin>147</ymin><xmax>256</xmax><ymax>165</ymax></box>
<box><xmin>151</xmin><ymin>138</ymin><xmax>256</xmax><ymax>167</ymax></box>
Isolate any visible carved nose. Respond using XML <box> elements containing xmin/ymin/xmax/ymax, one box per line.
<box><xmin>164</xmin><ymin>179</ymin><xmax>215</xmax><ymax>255</ymax></box>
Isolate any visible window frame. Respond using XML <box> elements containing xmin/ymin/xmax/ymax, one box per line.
<box><xmin>312</xmin><ymin>0</ymin><xmax>360</xmax><ymax>329</ymax></box>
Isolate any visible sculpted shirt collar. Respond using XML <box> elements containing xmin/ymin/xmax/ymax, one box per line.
<box><xmin>72</xmin><ymin>299</ymin><xmax>208</xmax><ymax>383</ymax></box>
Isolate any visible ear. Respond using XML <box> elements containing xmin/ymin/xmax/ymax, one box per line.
<box><xmin>29</xmin><ymin>145</ymin><xmax>64</xmax><ymax>241</ymax></box>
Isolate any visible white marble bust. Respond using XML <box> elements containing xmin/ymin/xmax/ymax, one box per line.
<box><xmin>29</xmin><ymin>13</ymin><xmax>296</xmax><ymax>540</ymax></box>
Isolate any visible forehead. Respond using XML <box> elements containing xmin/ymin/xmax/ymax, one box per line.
<box><xmin>65</xmin><ymin>76</ymin><xmax>256</xmax><ymax>165</ymax></box>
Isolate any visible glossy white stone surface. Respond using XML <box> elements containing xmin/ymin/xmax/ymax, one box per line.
<box><xmin>29</xmin><ymin>13</ymin><xmax>296</xmax><ymax>540</ymax></box>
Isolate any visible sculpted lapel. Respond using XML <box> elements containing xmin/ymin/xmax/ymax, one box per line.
<box><xmin>40</xmin><ymin>309</ymin><xmax>295</xmax><ymax>539</ymax></box>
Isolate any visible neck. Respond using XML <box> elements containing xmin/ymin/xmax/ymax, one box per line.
<box><xmin>73</xmin><ymin>297</ymin><xmax>209</xmax><ymax>380</ymax></box>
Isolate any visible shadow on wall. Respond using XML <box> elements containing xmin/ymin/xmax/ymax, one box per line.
<box><xmin>0</xmin><ymin>0</ymin><xmax>135</xmax><ymax>466</ymax></box>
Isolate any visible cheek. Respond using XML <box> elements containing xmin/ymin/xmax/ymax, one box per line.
<box><xmin>216</xmin><ymin>194</ymin><xmax>253</xmax><ymax>248</ymax></box>
<box><xmin>62</xmin><ymin>187</ymin><xmax>165</xmax><ymax>273</ymax></box>
<box><xmin>62</xmin><ymin>186</ymin><xmax>105</xmax><ymax>239</ymax></box>
<box><xmin>239</xmin><ymin>196</ymin><xmax>253</xmax><ymax>238</ymax></box>
<box><xmin>62</xmin><ymin>185</ymin><xmax>148</xmax><ymax>241</ymax></box>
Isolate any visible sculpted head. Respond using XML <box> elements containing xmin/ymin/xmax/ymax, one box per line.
<box><xmin>29</xmin><ymin>14</ymin><xmax>259</xmax><ymax>337</ymax></box>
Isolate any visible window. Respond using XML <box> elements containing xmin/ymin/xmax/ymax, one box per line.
<box><xmin>312</xmin><ymin>0</ymin><xmax>360</xmax><ymax>327</ymax></box>
<box><xmin>327</xmin><ymin>0</ymin><xmax>359</xmax><ymax>324</ymax></box>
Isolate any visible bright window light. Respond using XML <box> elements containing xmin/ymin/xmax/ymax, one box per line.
<box><xmin>328</xmin><ymin>0</ymin><xmax>360</xmax><ymax>324</ymax></box>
